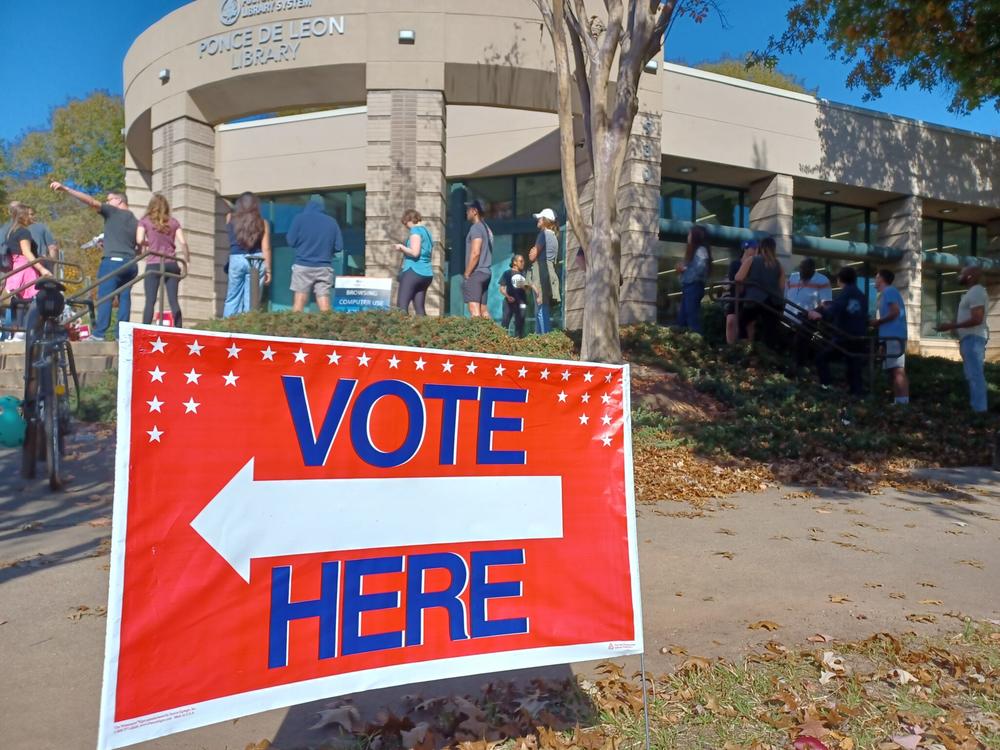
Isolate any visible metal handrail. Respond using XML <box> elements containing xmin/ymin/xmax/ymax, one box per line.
<box><xmin>63</xmin><ymin>249</ymin><xmax>189</xmax><ymax>327</ymax></box>
<box><xmin>1</xmin><ymin>259</ymin><xmax>91</xmax><ymax>334</ymax></box>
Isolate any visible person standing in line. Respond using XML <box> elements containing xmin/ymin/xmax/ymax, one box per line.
<box><xmin>3</xmin><ymin>205</ymin><xmax>53</xmax><ymax>338</ymax></box>
<box><xmin>735</xmin><ymin>235</ymin><xmax>785</xmax><ymax>346</ymax></box>
<box><xmin>809</xmin><ymin>266</ymin><xmax>867</xmax><ymax>396</ymax></box>
<box><xmin>287</xmin><ymin>195</ymin><xmax>342</xmax><ymax>312</ymax></box>
<box><xmin>725</xmin><ymin>240</ymin><xmax>756</xmax><ymax>344</ymax></box>
<box><xmin>784</xmin><ymin>257</ymin><xmax>832</xmax><ymax>367</ymax></box>
<box><xmin>937</xmin><ymin>266</ymin><xmax>990</xmax><ymax>413</ymax></box>
<box><xmin>500</xmin><ymin>254</ymin><xmax>528</xmax><ymax>338</ymax></box>
<box><xmin>223</xmin><ymin>192</ymin><xmax>271</xmax><ymax>318</ymax></box>
<box><xmin>462</xmin><ymin>200</ymin><xmax>493</xmax><ymax>319</ymax></box>
<box><xmin>50</xmin><ymin>181</ymin><xmax>138</xmax><ymax>340</ymax></box>
<box><xmin>527</xmin><ymin>208</ymin><xmax>561</xmax><ymax>333</ymax></box>
<box><xmin>870</xmin><ymin>268</ymin><xmax>909</xmax><ymax>405</ymax></box>
<box><xmin>137</xmin><ymin>193</ymin><xmax>189</xmax><ymax>327</ymax></box>
<box><xmin>675</xmin><ymin>224</ymin><xmax>712</xmax><ymax>334</ymax></box>
<box><xmin>393</xmin><ymin>209</ymin><xmax>434</xmax><ymax>316</ymax></box>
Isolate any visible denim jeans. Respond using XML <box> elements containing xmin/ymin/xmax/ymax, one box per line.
<box><xmin>95</xmin><ymin>257</ymin><xmax>138</xmax><ymax>340</ymax></box>
<box><xmin>223</xmin><ymin>253</ymin><xmax>265</xmax><ymax>318</ymax></box>
<box><xmin>535</xmin><ymin>301</ymin><xmax>551</xmax><ymax>334</ymax></box>
<box><xmin>676</xmin><ymin>281</ymin><xmax>705</xmax><ymax>333</ymax></box>
<box><xmin>959</xmin><ymin>335</ymin><xmax>988</xmax><ymax>412</ymax></box>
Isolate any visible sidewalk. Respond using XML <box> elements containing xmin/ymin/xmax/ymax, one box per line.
<box><xmin>1</xmin><ymin>426</ymin><xmax>997</xmax><ymax>749</ymax></box>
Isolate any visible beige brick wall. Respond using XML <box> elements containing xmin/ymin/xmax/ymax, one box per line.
<box><xmin>877</xmin><ymin>195</ymin><xmax>923</xmax><ymax>348</ymax></box>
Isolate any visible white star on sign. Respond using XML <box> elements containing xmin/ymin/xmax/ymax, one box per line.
<box><xmin>184</xmin><ymin>368</ymin><xmax>202</xmax><ymax>384</ymax></box>
<box><xmin>226</xmin><ymin>343</ymin><xmax>241</xmax><ymax>359</ymax></box>
<box><xmin>388</xmin><ymin>355</ymin><xmax>400</xmax><ymax>369</ymax></box>
<box><xmin>147</xmin><ymin>426</ymin><xmax>163</xmax><ymax>443</ymax></box>
<box><xmin>187</xmin><ymin>340</ymin><xmax>204</xmax><ymax>356</ymax></box>
<box><xmin>583</xmin><ymin>372</ymin><xmax>594</xmax><ymax>382</ymax></box>
<box><xmin>261</xmin><ymin>346</ymin><xmax>276</xmax><ymax>361</ymax></box>
<box><xmin>540</xmin><ymin>368</ymin><xmax>550</xmax><ymax>380</ymax></box>
<box><xmin>495</xmin><ymin>363</ymin><xmax>506</xmax><ymax>376</ymax></box>
<box><xmin>223</xmin><ymin>371</ymin><xmax>239</xmax><ymax>387</ymax></box>
<box><xmin>442</xmin><ymin>360</ymin><xmax>454</xmax><ymax>373</ymax></box>
<box><xmin>581</xmin><ymin>393</ymin><xmax>591</xmax><ymax>403</ymax></box>
<box><xmin>327</xmin><ymin>351</ymin><xmax>341</xmax><ymax>365</ymax></box>
<box><xmin>561</xmin><ymin>370</ymin><xmax>570</xmax><ymax>381</ymax></box>
<box><xmin>601</xmin><ymin>414</ymin><xmax>612</xmax><ymax>426</ymax></box>
<box><xmin>150</xmin><ymin>337</ymin><xmax>167</xmax><ymax>353</ymax></box>
<box><xmin>604</xmin><ymin>372</ymin><xmax>613</xmax><ymax>383</ymax></box>
<box><xmin>517</xmin><ymin>366</ymin><xmax>528</xmax><ymax>378</ymax></box>
<box><xmin>414</xmin><ymin>357</ymin><xmax>427</xmax><ymax>371</ymax></box>
<box><xmin>293</xmin><ymin>348</ymin><xmax>308</xmax><ymax>363</ymax></box>
<box><xmin>146</xmin><ymin>396</ymin><xmax>164</xmax><ymax>413</ymax></box>
<box><xmin>183</xmin><ymin>398</ymin><xmax>200</xmax><ymax>414</ymax></box>
<box><xmin>149</xmin><ymin>366</ymin><xmax>165</xmax><ymax>383</ymax></box>
<box><xmin>466</xmin><ymin>361</ymin><xmax>478</xmax><ymax>374</ymax></box>
<box><xmin>601</xmin><ymin>392</ymin><xmax>612</xmax><ymax>404</ymax></box>
<box><xmin>557</xmin><ymin>391</ymin><xmax>567</xmax><ymax>403</ymax></box>
<box><xmin>357</xmin><ymin>352</ymin><xmax>370</xmax><ymax>367</ymax></box>
<box><xmin>600</xmin><ymin>435</ymin><xmax>613</xmax><ymax>447</ymax></box>
<box><xmin>579</xmin><ymin>414</ymin><xmax>590</xmax><ymax>425</ymax></box>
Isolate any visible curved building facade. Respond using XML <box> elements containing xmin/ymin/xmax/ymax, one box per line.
<box><xmin>124</xmin><ymin>0</ymin><xmax>1000</xmax><ymax>358</ymax></box>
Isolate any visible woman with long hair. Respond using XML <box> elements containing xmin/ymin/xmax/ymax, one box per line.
<box><xmin>223</xmin><ymin>191</ymin><xmax>271</xmax><ymax>318</ymax></box>
<box><xmin>527</xmin><ymin>208</ymin><xmax>561</xmax><ymax>333</ymax></box>
<box><xmin>734</xmin><ymin>235</ymin><xmax>785</xmax><ymax>345</ymax></box>
<box><xmin>137</xmin><ymin>193</ymin><xmax>189</xmax><ymax>326</ymax></box>
<box><xmin>675</xmin><ymin>224</ymin><xmax>712</xmax><ymax>333</ymax></box>
<box><xmin>393</xmin><ymin>209</ymin><xmax>434</xmax><ymax>316</ymax></box>
<box><xmin>3</xmin><ymin>204</ymin><xmax>52</xmax><ymax>337</ymax></box>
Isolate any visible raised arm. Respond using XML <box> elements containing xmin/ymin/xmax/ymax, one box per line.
<box><xmin>261</xmin><ymin>223</ymin><xmax>272</xmax><ymax>284</ymax></box>
<box><xmin>175</xmin><ymin>227</ymin><xmax>191</xmax><ymax>264</ymax></box>
<box><xmin>50</xmin><ymin>181</ymin><xmax>101</xmax><ymax>210</ymax></box>
<box><xmin>464</xmin><ymin>238</ymin><xmax>482</xmax><ymax>278</ymax></box>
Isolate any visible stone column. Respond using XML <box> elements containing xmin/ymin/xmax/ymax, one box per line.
<box><xmin>876</xmin><ymin>195</ymin><xmax>923</xmax><ymax>348</ymax></box>
<box><xmin>617</xmin><ymin>110</ymin><xmax>661</xmax><ymax>325</ymax></box>
<box><xmin>365</xmin><ymin>89</ymin><xmax>447</xmax><ymax>315</ymax></box>
<box><xmin>150</xmin><ymin>116</ymin><xmax>218</xmax><ymax>324</ymax></box>
<box><xmin>749</xmin><ymin>174</ymin><xmax>795</xmax><ymax>267</ymax></box>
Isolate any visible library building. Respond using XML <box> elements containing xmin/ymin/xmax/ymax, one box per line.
<box><xmin>124</xmin><ymin>0</ymin><xmax>1000</xmax><ymax>359</ymax></box>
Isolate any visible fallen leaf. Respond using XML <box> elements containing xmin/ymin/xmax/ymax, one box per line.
<box><xmin>905</xmin><ymin>613</ymin><xmax>937</xmax><ymax>624</ymax></box>
<box><xmin>829</xmin><ymin>595</ymin><xmax>851</xmax><ymax>604</ymax></box>
<box><xmin>678</xmin><ymin>656</ymin><xmax>711</xmax><ymax>672</ymax></box>
<box><xmin>890</xmin><ymin>734</ymin><xmax>921</xmax><ymax>750</ymax></box>
<box><xmin>956</xmin><ymin>559</ymin><xmax>984</xmax><ymax>569</ymax></box>
<box><xmin>918</xmin><ymin>599</ymin><xmax>943</xmax><ymax>606</ymax></box>
<box><xmin>889</xmin><ymin>592</ymin><xmax>906</xmax><ymax>599</ymax></box>
<box><xmin>715</xmin><ymin>551</ymin><xmax>735</xmax><ymax>560</ymax></box>
<box><xmin>794</xmin><ymin>738</ymin><xmax>830</xmax><ymax>750</ymax></box>
<box><xmin>87</xmin><ymin>517</ymin><xmax>112</xmax><ymax>528</ymax></box>
<box><xmin>888</xmin><ymin>668</ymin><xmax>918</xmax><ymax>685</ymax></box>
<box><xmin>917</xmin><ymin>581</ymin><xmax>937</xmax><ymax>588</ymax></box>
<box><xmin>309</xmin><ymin>706</ymin><xmax>361</xmax><ymax>732</ymax></box>
<box><xmin>864</xmin><ymin>582</ymin><xmax>883</xmax><ymax>589</ymax></box>
<box><xmin>748</xmin><ymin>620</ymin><xmax>781</xmax><ymax>631</ymax></box>
<box><xmin>401</xmin><ymin>723</ymin><xmax>430</xmax><ymax>749</ymax></box>
<box><xmin>807</xmin><ymin>633</ymin><xmax>833</xmax><ymax>643</ymax></box>
<box><xmin>840</xmin><ymin>739</ymin><xmax>855</xmax><ymax>750</ymax></box>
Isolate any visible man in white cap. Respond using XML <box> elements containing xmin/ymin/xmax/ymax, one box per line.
<box><xmin>937</xmin><ymin>266</ymin><xmax>990</xmax><ymax>413</ymax></box>
<box><xmin>527</xmin><ymin>208</ymin><xmax>561</xmax><ymax>333</ymax></box>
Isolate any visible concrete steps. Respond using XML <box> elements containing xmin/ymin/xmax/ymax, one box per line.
<box><xmin>0</xmin><ymin>340</ymin><xmax>118</xmax><ymax>397</ymax></box>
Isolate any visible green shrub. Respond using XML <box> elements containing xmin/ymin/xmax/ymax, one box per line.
<box><xmin>76</xmin><ymin>370</ymin><xmax>117</xmax><ymax>423</ymax></box>
<box><xmin>200</xmin><ymin>310</ymin><xmax>577</xmax><ymax>360</ymax></box>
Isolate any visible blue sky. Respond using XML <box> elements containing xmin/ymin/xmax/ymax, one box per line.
<box><xmin>1</xmin><ymin>1</ymin><xmax>996</xmax><ymax>144</ymax></box>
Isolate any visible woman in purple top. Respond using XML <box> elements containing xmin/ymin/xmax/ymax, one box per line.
<box><xmin>137</xmin><ymin>193</ymin><xmax>189</xmax><ymax>327</ymax></box>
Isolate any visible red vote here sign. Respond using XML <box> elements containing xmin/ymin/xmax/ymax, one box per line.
<box><xmin>98</xmin><ymin>324</ymin><xmax>642</xmax><ymax>749</ymax></box>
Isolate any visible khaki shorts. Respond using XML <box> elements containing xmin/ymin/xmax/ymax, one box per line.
<box><xmin>290</xmin><ymin>264</ymin><xmax>333</xmax><ymax>297</ymax></box>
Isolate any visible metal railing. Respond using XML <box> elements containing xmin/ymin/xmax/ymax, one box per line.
<box><xmin>710</xmin><ymin>278</ymin><xmax>905</xmax><ymax>387</ymax></box>
<box><xmin>0</xmin><ymin>258</ymin><xmax>92</xmax><ymax>335</ymax></box>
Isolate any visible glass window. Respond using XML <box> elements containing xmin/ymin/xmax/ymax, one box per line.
<box><xmin>515</xmin><ymin>173</ymin><xmax>563</xmax><ymax>217</ymax></box>
<box><xmin>695</xmin><ymin>186</ymin><xmax>742</xmax><ymax>227</ymax></box>
<box><xmin>868</xmin><ymin>211</ymin><xmax>879</xmax><ymax>244</ymax></box>
<box><xmin>828</xmin><ymin>205</ymin><xmax>867</xmax><ymax>243</ymax></box>
<box><xmin>940</xmin><ymin>221</ymin><xmax>974</xmax><ymax>256</ymax></box>
<box><xmin>661</xmin><ymin>181</ymin><xmax>694</xmax><ymax>222</ymax></box>
<box><xmin>464</xmin><ymin>176</ymin><xmax>515</xmax><ymax>220</ymax></box>
<box><xmin>793</xmin><ymin>199</ymin><xmax>826</xmax><ymax>237</ymax></box>
<box><xmin>653</xmin><ymin>240</ymin><xmax>687</xmax><ymax>324</ymax></box>
<box><xmin>922</xmin><ymin>219</ymin><xmax>940</xmax><ymax>252</ymax></box>
<box><xmin>921</xmin><ymin>269</ymin><xmax>964</xmax><ymax>338</ymax></box>
<box><xmin>980</xmin><ymin>227</ymin><xmax>1000</xmax><ymax>260</ymax></box>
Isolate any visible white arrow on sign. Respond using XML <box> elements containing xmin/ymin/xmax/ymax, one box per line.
<box><xmin>190</xmin><ymin>459</ymin><xmax>564</xmax><ymax>582</ymax></box>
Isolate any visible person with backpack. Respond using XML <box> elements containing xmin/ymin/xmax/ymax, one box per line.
<box><xmin>393</xmin><ymin>209</ymin><xmax>434</xmax><ymax>316</ymax></box>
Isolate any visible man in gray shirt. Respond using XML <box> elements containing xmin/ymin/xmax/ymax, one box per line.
<box><xmin>461</xmin><ymin>199</ymin><xmax>493</xmax><ymax>319</ymax></box>
<box><xmin>51</xmin><ymin>180</ymin><xmax>138</xmax><ymax>340</ymax></box>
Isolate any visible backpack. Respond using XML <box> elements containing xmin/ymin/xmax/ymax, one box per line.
<box><xmin>0</xmin><ymin>227</ymin><xmax>14</xmax><ymax>273</ymax></box>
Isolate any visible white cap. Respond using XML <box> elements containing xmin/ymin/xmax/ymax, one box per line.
<box><xmin>533</xmin><ymin>208</ymin><xmax>557</xmax><ymax>222</ymax></box>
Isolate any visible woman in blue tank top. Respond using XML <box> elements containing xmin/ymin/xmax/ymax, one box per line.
<box><xmin>393</xmin><ymin>209</ymin><xmax>434</xmax><ymax>316</ymax></box>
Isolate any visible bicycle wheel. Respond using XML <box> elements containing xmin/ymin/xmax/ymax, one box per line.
<box><xmin>43</xmin><ymin>359</ymin><xmax>63</xmax><ymax>491</ymax></box>
<box><xmin>20</xmin><ymin>342</ymin><xmax>40</xmax><ymax>480</ymax></box>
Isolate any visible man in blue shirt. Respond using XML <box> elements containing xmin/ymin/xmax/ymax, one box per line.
<box><xmin>287</xmin><ymin>195</ymin><xmax>343</xmax><ymax>312</ymax></box>
<box><xmin>809</xmin><ymin>266</ymin><xmax>867</xmax><ymax>396</ymax></box>
<box><xmin>870</xmin><ymin>269</ymin><xmax>909</xmax><ymax>405</ymax></box>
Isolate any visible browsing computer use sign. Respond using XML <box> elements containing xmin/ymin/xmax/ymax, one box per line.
<box><xmin>98</xmin><ymin>324</ymin><xmax>642</xmax><ymax>749</ymax></box>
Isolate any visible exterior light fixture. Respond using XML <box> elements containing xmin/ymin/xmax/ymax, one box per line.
<box><xmin>678</xmin><ymin>165</ymin><xmax>696</xmax><ymax>174</ymax></box>
<box><xmin>158</xmin><ymin>69</ymin><xmax>170</xmax><ymax>83</ymax></box>
<box><xmin>644</xmin><ymin>59</ymin><xmax>659</xmax><ymax>73</ymax></box>
<box><xmin>398</xmin><ymin>29</ymin><xmax>415</xmax><ymax>44</ymax></box>
<box><xmin>940</xmin><ymin>207</ymin><xmax>955</xmax><ymax>214</ymax></box>
<box><xmin>821</xmin><ymin>189</ymin><xmax>838</xmax><ymax>196</ymax></box>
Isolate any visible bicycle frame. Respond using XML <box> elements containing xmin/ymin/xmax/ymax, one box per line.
<box><xmin>0</xmin><ymin>258</ymin><xmax>91</xmax><ymax>335</ymax></box>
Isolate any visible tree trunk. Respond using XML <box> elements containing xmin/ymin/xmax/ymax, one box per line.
<box><xmin>581</xmin><ymin>160</ymin><xmax>622</xmax><ymax>363</ymax></box>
